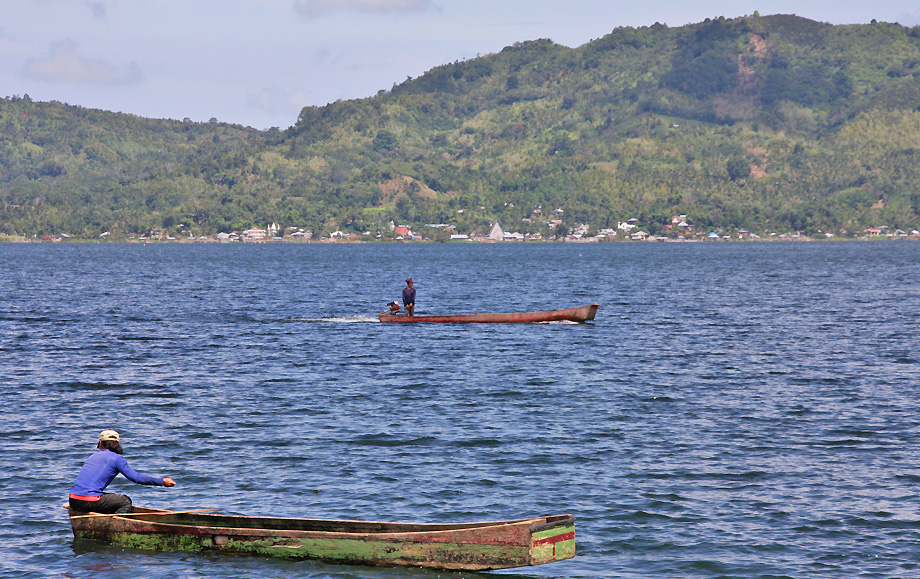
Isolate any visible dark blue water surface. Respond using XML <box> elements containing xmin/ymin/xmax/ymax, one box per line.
<box><xmin>2</xmin><ymin>242</ymin><xmax>919</xmax><ymax>579</ymax></box>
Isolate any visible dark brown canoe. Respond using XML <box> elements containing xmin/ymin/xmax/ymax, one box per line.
<box><xmin>379</xmin><ymin>303</ymin><xmax>599</xmax><ymax>324</ymax></box>
<box><xmin>66</xmin><ymin>506</ymin><xmax>575</xmax><ymax>571</ymax></box>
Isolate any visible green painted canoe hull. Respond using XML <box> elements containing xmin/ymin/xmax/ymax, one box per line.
<box><xmin>67</xmin><ymin>507</ymin><xmax>575</xmax><ymax>571</ymax></box>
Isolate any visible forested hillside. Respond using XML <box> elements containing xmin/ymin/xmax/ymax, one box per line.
<box><xmin>3</xmin><ymin>14</ymin><xmax>920</xmax><ymax>240</ymax></box>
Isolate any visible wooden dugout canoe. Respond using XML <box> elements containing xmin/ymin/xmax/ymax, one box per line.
<box><xmin>378</xmin><ymin>303</ymin><xmax>599</xmax><ymax>324</ymax></box>
<box><xmin>66</xmin><ymin>506</ymin><xmax>575</xmax><ymax>571</ymax></box>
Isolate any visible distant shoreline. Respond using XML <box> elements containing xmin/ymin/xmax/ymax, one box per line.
<box><xmin>2</xmin><ymin>236</ymin><xmax>917</xmax><ymax>244</ymax></box>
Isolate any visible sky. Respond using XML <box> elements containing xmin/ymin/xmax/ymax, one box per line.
<box><xmin>2</xmin><ymin>1</ymin><xmax>919</xmax><ymax>130</ymax></box>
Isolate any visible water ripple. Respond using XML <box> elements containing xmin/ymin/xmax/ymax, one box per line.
<box><xmin>1</xmin><ymin>242</ymin><xmax>920</xmax><ymax>578</ymax></box>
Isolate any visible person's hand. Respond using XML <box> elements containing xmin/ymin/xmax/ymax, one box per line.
<box><xmin>163</xmin><ymin>478</ymin><xmax>176</xmax><ymax>487</ymax></box>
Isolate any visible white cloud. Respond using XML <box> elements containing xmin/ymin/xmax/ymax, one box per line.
<box><xmin>293</xmin><ymin>0</ymin><xmax>435</xmax><ymax>18</ymax></box>
<box><xmin>248</xmin><ymin>86</ymin><xmax>308</xmax><ymax>116</ymax></box>
<box><xmin>27</xmin><ymin>0</ymin><xmax>116</xmax><ymax>19</ymax></box>
<box><xmin>23</xmin><ymin>40</ymin><xmax>143</xmax><ymax>86</ymax></box>
<box><xmin>896</xmin><ymin>10</ymin><xmax>920</xmax><ymax>26</ymax></box>
<box><xmin>85</xmin><ymin>1</ymin><xmax>108</xmax><ymax>20</ymax></box>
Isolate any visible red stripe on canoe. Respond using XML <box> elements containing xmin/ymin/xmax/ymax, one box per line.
<box><xmin>532</xmin><ymin>531</ymin><xmax>575</xmax><ymax>546</ymax></box>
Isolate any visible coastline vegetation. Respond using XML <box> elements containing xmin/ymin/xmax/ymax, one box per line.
<box><xmin>2</xmin><ymin>14</ymin><xmax>920</xmax><ymax>241</ymax></box>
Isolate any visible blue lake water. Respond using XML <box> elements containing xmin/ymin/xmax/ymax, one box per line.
<box><xmin>1</xmin><ymin>241</ymin><xmax>919</xmax><ymax>579</ymax></box>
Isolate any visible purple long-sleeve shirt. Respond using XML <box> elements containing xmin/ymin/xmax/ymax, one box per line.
<box><xmin>402</xmin><ymin>286</ymin><xmax>416</xmax><ymax>306</ymax></box>
<box><xmin>70</xmin><ymin>449</ymin><xmax>164</xmax><ymax>497</ymax></box>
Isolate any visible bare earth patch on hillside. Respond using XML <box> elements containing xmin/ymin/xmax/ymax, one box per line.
<box><xmin>377</xmin><ymin>175</ymin><xmax>439</xmax><ymax>205</ymax></box>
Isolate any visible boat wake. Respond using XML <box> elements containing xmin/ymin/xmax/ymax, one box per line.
<box><xmin>292</xmin><ymin>315</ymin><xmax>379</xmax><ymax>323</ymax></box>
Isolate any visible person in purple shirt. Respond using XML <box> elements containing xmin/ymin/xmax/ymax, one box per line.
<box><xmin>69</xmin><ymin>430</ymin><xmax>176</xmax><ymax>514</ymax></box>
<box><xmin>402</xmin><ymin>278</ymin><xmax>416</xmax><ymax>316</ymax></box>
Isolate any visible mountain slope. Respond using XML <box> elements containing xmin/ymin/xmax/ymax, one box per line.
<box><xmin>3</xmin><ymin>14</ymin><xmax>920</xmax><ymax>239</ymax></box>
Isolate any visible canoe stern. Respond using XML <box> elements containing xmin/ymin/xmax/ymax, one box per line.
<box><xmin>529</xmin><ymin>516</ymin><xmax>576</xmax><ymax>565</ymax></box>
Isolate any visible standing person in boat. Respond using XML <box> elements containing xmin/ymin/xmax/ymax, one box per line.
<box><xmin>69</xmin><ymin>430</ymin><xmax>176</xmax><ymax>514</ymax></box>
<box><xmin>402</xmin><ymin>278</ymin><xmax>416</xmax><ymax>316</ymax></box>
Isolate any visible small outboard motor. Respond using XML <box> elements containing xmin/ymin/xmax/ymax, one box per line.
<box><xmin>386</xmin><ymin>301</ymin><xmax>400</xmax><ymax>313</ymax></box>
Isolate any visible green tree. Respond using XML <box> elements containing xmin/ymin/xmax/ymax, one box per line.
<box><xmin>372</xmin><ymin>130</ymin><xmax>399</xmax><ymax>153</ymax></box>
<box><xmin>727</xmin><ymin>157</ymin><xmax>751</xmax><ymax>181</ymax></box>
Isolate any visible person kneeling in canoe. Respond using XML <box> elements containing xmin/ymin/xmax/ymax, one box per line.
<box><xmin>69</xmin><ymin>430</ymin><xmax>175</xmax><ymax>514</ymax></box>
